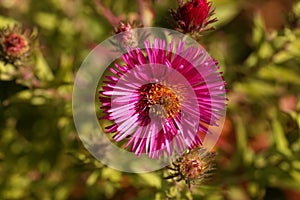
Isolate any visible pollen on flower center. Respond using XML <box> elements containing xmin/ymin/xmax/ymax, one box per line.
<box><xmin>138</xmin><ymin>83</ymin><xmax>180</xmax><ymax>118</ymax></box>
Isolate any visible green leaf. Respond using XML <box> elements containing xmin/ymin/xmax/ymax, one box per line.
<box><xmin>257</xmin><ymin>42</ymin><xmax>273</xmax><ymax>59</ymax></box>
<box><xmin>0</xmin><ymin>15</ymin><xmax>18</xmax><ymax>28</ymax></box>
<box><xmin>235</xmin><ymin>116</ymin><xmax>253</xmax><ymax>165</ymax></box>
<box><xmin>258</xmin><ymin>65</ymin><xmax>300</xmax><ymax>85</ymax></box>
<box><xmin>272</xmin><ymin>116</ymin><xmax>292</xmax><ymax>157</ymax></box>
<box><xmin>34</xmin><ymin>50</ymin><xmax>54</xmax><ymax>82</ymax></box>
<box><xmin>214</xmin><ymin>1</ymin><xmax>240</xmax><ymax>28</ymax></box>
<box><xmin>292</xmin><ymin>161</ymin><xmax>300</xmax><ymax>171</ymax></box>
<box><xmin>234</xmin><ymin>79</ymin><xmax>278</xmax><ymax>98</ymax></box>
<box><xmin>34</xmin><ymin>12</ymin><xmax>58</xmax><ymax>30</ymax></box>
<box><xmin>273</xmin><ymin>51</ymin><xmax>294</xmax><ymax>63</ymax></box>
<box><xmin>245</xmin><ymin>53</ymin><xmax>259</xmax><ymax>67</ymax></box>
<box><xmin>87</xmin><ymin>171</ymin><xmax>100</xmax><ymax>186</ymax></box>
<box><xmin>252</xmin><ymin>14</ymin><xmax>266</xmax><ymax>46</ymax></box>
<box><xmin>138</xmin><ymin>172</ymin><xmax>162</xmax><ymax>189</ymax></box>
<box><xmin>290</xmin><ymin>170</ymin><xmax>300</xmax><ymax>184</ymax></box>
<box><xmin>287</xmin><ymin>38</ymin><xmax>300</xmax><ymax>58</ymax></box>
<box><xmin>0</xmin><ymin>62</ymin><xmax>16</xmax><ymax>81</ymax></box>
<box><xmin>102</xmin><ymin>168</ymin><xmax>121</xmax><ymax>183</ymax></box>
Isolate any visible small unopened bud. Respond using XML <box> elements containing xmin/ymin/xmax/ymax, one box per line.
<box><xmin>112</xmin><ymin>21</ymin><xmax>144</xmax><ymax>50</ymax></box>
<box><xmin>170</xmin><ymin>0</ymin><xmax>217</xmax><ymax>37</ymax></box>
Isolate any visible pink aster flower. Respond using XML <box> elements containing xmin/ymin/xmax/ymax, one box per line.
<box><xmin>99</xmin><ymin>38</ymin><xmax>226</xmax><ymax>159</ymax></box>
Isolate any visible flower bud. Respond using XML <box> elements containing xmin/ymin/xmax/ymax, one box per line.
<box><xmin>170</xmin><ymin>0</ymin><xmax>217</xmax><ymax>36</ymax></box>
<box><xmin>0</xmin><ymin>25</ymin><xmax>34</xmax><ymax>66</ymax></box>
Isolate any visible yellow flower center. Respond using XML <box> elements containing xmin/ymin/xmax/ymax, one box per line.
<box><xmin>139</xmin><ymin>83</ymin><xmax>180</xmax><ymax>118</ymax></box>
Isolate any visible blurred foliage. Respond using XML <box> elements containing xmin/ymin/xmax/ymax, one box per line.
<box><xmin>0</xmin><ymin>0</ymin><xmax>300</xmax><ymax>199</ymax></box>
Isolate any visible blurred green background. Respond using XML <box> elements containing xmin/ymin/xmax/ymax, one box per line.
<box><xmin>0</xmin><ymin>0</ymin><xmax>300</xmax><ymax>199</ymax></box>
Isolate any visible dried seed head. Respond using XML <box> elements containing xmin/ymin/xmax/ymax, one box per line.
<box><xmin>165</xmin><ymin>147</ymin><xmax>216</xmax><ymax>187</ymax></box>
